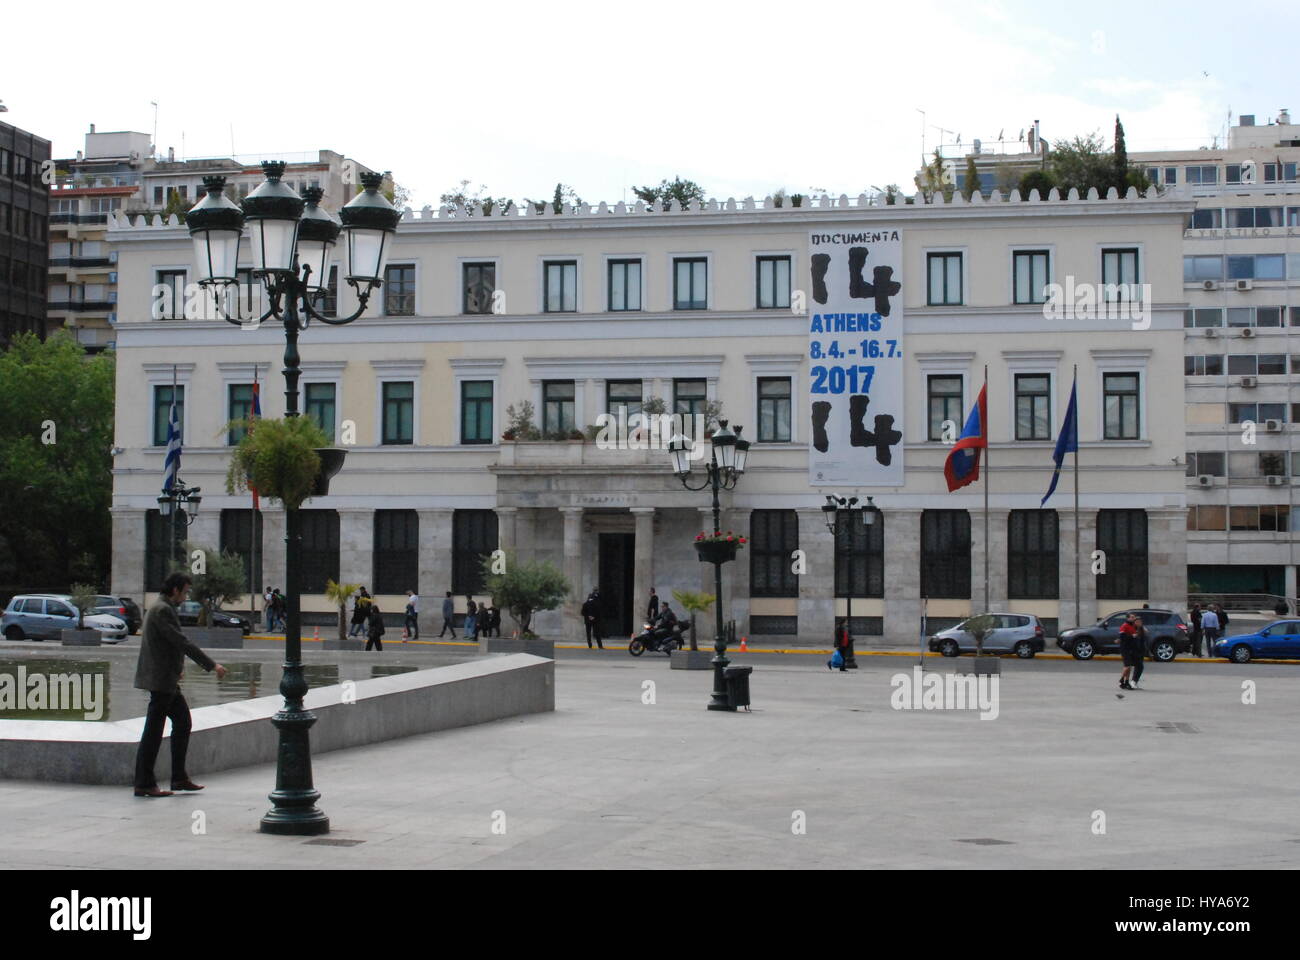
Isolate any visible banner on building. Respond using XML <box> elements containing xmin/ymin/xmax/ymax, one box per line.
<box><xmin>807</xmin><ymin>228</ymin><xmax>904</xmax><ymax>486</ymax></box>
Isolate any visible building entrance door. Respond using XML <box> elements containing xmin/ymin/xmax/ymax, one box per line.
<box><xmin>598</xmin><ymin>532</ymin><xmax>636</xmax><ymax>639</ymax></box>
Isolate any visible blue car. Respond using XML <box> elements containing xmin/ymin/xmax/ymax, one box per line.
<box><xmin>1215</xmin><ymin>620</ymin><xmax>1300</xmax><ymax>663</ymax></box>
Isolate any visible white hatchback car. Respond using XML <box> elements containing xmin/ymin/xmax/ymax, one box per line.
<box><xmin>928</xmin><ymin>613</ymin><xmax>1046</xmax><ymax>659</ymax></box>
<box><xmin>1</xmin><ymin>595</ymin><xmax>130</xmax><ymax>643</ymax></box>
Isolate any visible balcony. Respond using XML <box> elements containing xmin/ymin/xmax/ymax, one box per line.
<box><xmin>51</xmin><ymin>173</ymin><xmax>143</xmax><ymax>190</ymax></box>
<box><xmin>46</xmin><ymin>300</ymin><xmax>116</xmax><ymax>312</ymax></box>
<box><xmin>49</xmin><ymin>213</ymin><xmax>111</xmax><ymax>226</ymax></box>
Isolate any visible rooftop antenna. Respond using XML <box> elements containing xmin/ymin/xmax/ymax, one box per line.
<box><xmin>151</xmin><ymin>101</ymin><xmax>158</xmax><ymax>158</ymax></box>
<box><xmin>916</xmin><ymin>108</ymin><xmax>926</xmax><ymax>166</ymax></box>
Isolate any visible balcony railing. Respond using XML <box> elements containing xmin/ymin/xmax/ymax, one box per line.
<box><xmin>47</xmin><ymin>300</ymin><xmax>116</xmax><ymax>312</ymax></box>
<box><xmin>51</xmin><ymin>173</ymin><xmax>143</xmax><ymax>190</ymax></box>
<box><xmin>50</xmin><ymin>213</ymin><xmax>110</xmax><ymax>225</ymax></box>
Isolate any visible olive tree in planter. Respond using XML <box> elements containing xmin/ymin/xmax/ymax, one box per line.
<box><xmin>964</xmin><ymin>612</ymin><xmax>1000</xmax><ymax>675</ymax></box>
<box><xmin>478</xmin><ymin>550</ymin><xmax>570</xmax><ymax>658</ymax></box>
<box><xmin>324</xmin><ymin>579</ymin><xmax>362</xmax><ymax>649</ymax></box>
<box><xmin>182</xmin><ymin>543</ymin><xmax>248</xmax><ymax>649</ymax></box>
<box><xmin>670</xmin><ymin>589</ymin><xmax>716</xmax><ymax>670</ymax></box>
<box><xmin>63</xmin><ymin>582</ymin><xmax>102</xmax><ymax>645</ymax></box>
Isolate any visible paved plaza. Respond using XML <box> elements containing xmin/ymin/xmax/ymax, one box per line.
<box><xmin>1</xmin><ymin>642</ymin><xmax>1298</xmax><ymax>869</ymax></box>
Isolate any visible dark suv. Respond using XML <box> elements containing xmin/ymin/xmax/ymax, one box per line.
<box><xmin>1057</xmin><ymin>608</ymin><xmax>1191</xmax><ymax>662</ymax></box>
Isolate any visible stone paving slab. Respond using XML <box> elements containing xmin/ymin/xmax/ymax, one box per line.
<box><xmin>0</xmin><ymin>655</ymin><xmax>1297</xmax><ymax>870</ymax></box>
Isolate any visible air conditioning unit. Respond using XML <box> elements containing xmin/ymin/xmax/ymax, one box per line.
<box><xmin>1240</xmin><ymin>376</ymin><xmax>1258</xmax><ymax>388</ymax></box>
<box><xmin>1197</xmin><ymin>474</ymin><xmax>1214</xmax><ymax>487</ymax></box>
<box><xmin>1266</xmin><ymin>475</ymin><xmax>1286</xmax><ymax>486</ymax></box>
<box><xmin>1240</xmin><ymin>327</ymin><xmax>1255</xmax><ymax>338</ymax></box>
<box><xmin>1203</xmin><ymin>327</ymin><xmax>1218</xmax><ymax>338</ymax></box>
<box><xmin>1265</xmin><ymin>419</ymin><xmax>1284</xmax><ymax>432</ymax></box>
<box><xmin>1236</xmin><ymin>279</ymin><xmax>1254</xmax><ymax>291</ymax></box>
<box><xmin>1202</xmin><ymin>279</ymin><xmax>1218</xmax><ymax>291</ymax></box>
<box><xmin>108</xmin><ymin>271</ymin><xmax>117</xmax><ymax>283</ymax></box>
<box><xmin>107</xmin><ymin>312</ymin><xmax>117</xmax><ymax>324</ymax></box>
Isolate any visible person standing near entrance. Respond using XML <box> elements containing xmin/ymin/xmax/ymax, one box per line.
<box><xmin>264</xmin><ymin>586</ymin><xmax>275</xmax><ymax>633</ymax></box>
<box><xmin>465</xmin><ymin>598</ymin><xmax>478</xmax><ymax>640</ymax></box>
<box><xmin>404</xmin><ymin>590</ymin><xmax>419</xmax><ymax>641</ymax></box>
<box><xmin>582</xmin><ymin>591</ymin><xmax>604</xmax><ymax>649</ymax></box>
<box><xmin>439</xmin><ymin>591</ymin><xmax>456</xmax><ymax>638</ymax></box>
<box><xmin>1200</xmin><ymin>605</ymin><xmax>1221</xmax><ymax>651</ymax></box>
<box><xmin>133</xmin><ymin>572</ymin><xmax>228</xmax><ymax>798</ymax></box>
<box><xmin>350</xmin><ymin>587</ymin><xmax>371</xmax><ymax>638</ymax></box>
<box><xmin>366</xmin><ymin>603</ymin><xmax>385</xmax><ymax>651</ymax></box>
<box><xmin>1188</xmin><ymin>603</ymin><xmax>1204</xmax><ymax>658</ymax></box>
<box><xmin>647</xmin><ymin>588</ymin><xmax>659</xmax><ymax>622</ymax></box>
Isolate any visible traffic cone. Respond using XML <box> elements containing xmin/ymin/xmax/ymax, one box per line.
<box><xmin>313</xmin><ymin>626</ymin><xmax>319</xmax><ymax>642</ymax></box>
<box><xmin>739</xmin><ymin>636</ymin><xmax>748</xmax><ymax>652</ymax></box>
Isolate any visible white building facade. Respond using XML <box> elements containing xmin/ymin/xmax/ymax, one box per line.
<box><xmin>106</xmin><ymin>187</ymin><xmax>1193</xmax><ymax>642</ymax></box>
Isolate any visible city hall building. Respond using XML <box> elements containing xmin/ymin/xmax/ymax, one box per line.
<box><xmin>106</xmin><ymin>185</ymin><xmax>1193</xmax><ymax>642</ymax></box>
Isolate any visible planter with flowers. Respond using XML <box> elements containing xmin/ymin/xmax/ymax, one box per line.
<box><xmin>694</xmin><ymin>530</ymin><xmax>746</xmax><ymax>565</ymax></box>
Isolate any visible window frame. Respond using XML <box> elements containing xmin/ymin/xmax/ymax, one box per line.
<box><xmin>757</xmin><ymin>376</ymin><xmax>793</xmax><ymax>443</ymax></box>
<box><xmin>606</xmin><ymin>256</ymin><xmax>644</xmax><ymax>312</ymax></box>
<box><xmin>460</xmin><ymin>380</ymin><xmax>494</xmax><ymax>445</ymax></box>
<box><xmin>380</xmin><ymin>380</ymin><xmax>416</xmax><ymax>445</ymax></box>
<box><xmin>834</xmin><ymin>508</ymin><xmax>884</xmax><ymax>600</ymax></box>
<box><xmin>749</xmin><ymin>509</ymin><xmax>799</xmax><ymax>598</ymax></box>
<box><xmin>383</xmin><ymin>263</ymin><xmax>417</xmax><ymax>316</ymax></box>
<box><xmin>755</xmin><ymin>254</ymin><xmax>792</xmax><ymax>310</ymax></box>
<box><xmin>452</xmin><ymin>509</ymin><xmax>499</xmax><ymax>596</ymax></box>
<box><xmin>153</xmin><ymin>384</ymin><xmax>185</xmax><ymax>448</ymax></box>
<box><xmin>542</xmin><ymin>258</ymin><xmax>579</xmax><ymax>313</ymax></box>
<box><xmin>373</xmin><ymin>509</ymin><xmax>419</xmax><ymax>595</ymax></box>
<box><xmin>1096</xmin><ymin>509</ymin><xmax>1147</xmax><ymax>600</ymax></box>
<box><xmin>1013</xmin><ymin>372</ymin><xmax>1052</xmax><ymax>441</ymax></box>
<box><xmin>1102</xmin><ymin>371</ymin><xmax>1141</xmax><ymax>440</ymax></box>
<box><xmin>921</xmin><ymin>510</ymin><xmax>972</xmax><ymax>599</ymax></box>
<box><xmin>1011</xmin><ymin>248</ymin><xmax>1052</xmax><ymax>305</ymax></box>
<box><xmin>461</xmin><ymin>259</ymin><xmax>497</xmax><ymax>315</ymax></box>
<box><xmin>926</xmin><ymin>250</ymin><xmax>964</xmax><ymax>306</ymax></box>
<box><xmin>672</xmin><ymin>255</ymin><xmax>709</xmax><ymax>310</ymax></box>
<box><xmin>1008</xmin><ymin>510</ymin><xmax>1059</xmax><ymax>599</ymax></box>
<box><xmin>542</xmin><ymin>379</ymin><xmax>577</xmax><ymax>434</ymax></box>
<box><xmin>927</xmin><ymin>374</ymin><xmax>964</xmax><ymax>442</ymax></box>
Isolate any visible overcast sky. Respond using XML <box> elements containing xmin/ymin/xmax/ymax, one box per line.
<box><xmin>4</xmin><ymin>0</ymin><xmax>1296</xmax><ymax>208</ymax></box>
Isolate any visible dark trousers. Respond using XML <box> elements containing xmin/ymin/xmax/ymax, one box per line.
<box><xmin>134</xmin><ymin>688</ymin><xmax>192</xmax><ymax>789</ymax></box>
<box><xmin>585</xmin><ymin>619</ymin><xmax>603</xmax><ymax>647</ymax></box>
<box><xmin>366</xmin><ymin>634</ymin><xmax>383</xmax><ymax>651</ymax></box>
<box><xmin>439</xmin><ymin>617</ymin><xmax>456</xmax><ymax>637</ymax></box>
<box><xmin>405</xmin><ymin>611</ymin><xmax>418</xmax><ymax>639</ymax></box>
<box><xmin>1190</xmin><ymin>628</ymin><xmax>1203</xmax><ymax>657</ymax></box>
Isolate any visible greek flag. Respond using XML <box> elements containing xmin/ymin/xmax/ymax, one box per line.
<box><xmin>162</xmin><ymin>397</ymin><xmax>181</xmax><ymax>493</ymax></box>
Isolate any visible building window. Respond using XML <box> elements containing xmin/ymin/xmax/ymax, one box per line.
<box><xmin>381</xmin><ymin>381</ymin><xmax>414</xmax><ymax>444</ymax></box>
<box><xmin>219</xmin><ymin>509</ymin><xmax>263</xmax><ymax>594</ymax></box>
<box><xmin>1014</xmin><ymin>374</ymin><xmax>1051</xmax><ymax>440</ymax></box>
<box><xmin>452</xmin><ymin>509</ymin><xmax>498</xmax><ymax>595</ymax></box>
<box><xmin>926</xmin><ymin>252</ymin><xmax>962</xmax><ymax>305</ymax></box>
<box><xmin>305</xmin><ymin>383</ymin><xmax>336</xmax><ymax>441</ymax></box>
<box><xmin>835</xmin><ymin>508</ymin><xmax>884</xmax><ymax>599</ymax></box>
<box><xmin>1096</xmin><ymin>509</ymin><xmax>1147</xmax><ymax>600</ymax></box>
<box><xmin>1184</xmin><ymin>355</ymin><xmax>1224</xmax><ymax>376</ymax></box>
<box><xmin>1103</xmin><ymin>372</ymin><xmax>1140</xmax><ymax>440</ymax></box>
<box><xmin>1183</xmin><ymin>256</ymin><xmax>1223</xmax><ymax>282</ymax></box>
<box><xmin>299</xmin><ymin>510</ymin><xmax>340</xmax><ymax>594</ymax></box>
<box><xmin>673</xmin><ymin>257</ymin><xmax>708</xmax><ymax>310</ymax></box>
<box><xmin>757</xmin><ymin>377</ymin><xmax>792</xmax><ymax>442</ymax></box>
<box><xmin>153</xmin><ymin>384</ymin><xmax>184</xmax><ymax>447</ymax></box>
<box><xmin>542</xmin><ymin>380</ymin><xmax>575</xmax><ymax>434</ymax></box>
<box><xmin>928</xmin><ymin>375</ymin><xmax>963</xmax><ymax>441</ymax></box>
<box><xmin>228</xmin><ymin>383</ymin><xmax>253</xmax><ymax>445</ymax></box>
<box><xmin>1264</xmin><ymin>162</ymin><xmax>1299</xmax><ymax>183</ymax></box>
<box><xmin>1012</xmin><ymin>250</ymin><xmax>1050</xmax><ymax>304</ymax></box>
<box><xmin>608</xmin><ymin>259</ymin><xmax>642</xmax><ymax>311</ymax></box>
<box><xmin>463</xmin><ymin>261</ymin><xmax>495</xmax><ymax>314</ymax></box>
<box><xmin>1190</xmin><ymin>209</ymin><xmax>1223</xmax><ymax>230</ymax></box>
<box><xmin>1008</xmin><ymin>510</ymin><xmax>1058</xmax><ymax>599</ymax></box>
<box><xmin>921</xmin><ymin>510</ymin><xmax>971</xmax><ymax>599</ymax></box>
<box><xmin>155</xmin><ymin>269</ymin><xmax>186</xmax><ymax>320</ymax></box>
<box><xmin>384</xmin><ymin>264</ymin><xmax>415</xmax><ymax>316</ymax></box>
<box><xmin>1101</xmin><ymin>248</ymin><xmax>1139</xmax><ymax>292</ymax></box>
<box><xmin>756</xmin><ymin>255</ymin><xmax>791</xmax><ymax>309</ymax></box>
<box><xmin>153</xmin><ymin>186</ymin><xmax>164</xmax><ymax>205</ymax></box>
<box><xmin>312</xmin><ymin>265</ymin><xmax>337</xmax><ymax>317</ymax></box>
<box><xmin>1185</xmin><ymin>165</ymin><xmax>1218</xmax><ymax>185</ymax></box>
<box><xmin>750</xmin><ymin>509</ymin><xmax>799</xmax><ymax>598</ymax></box>
<box><xmin>674</xmin><ymin>379</ymin><xmax>706</xmax><ymax>420</ymax></box>
<box><xmin>606</xmin><ymin>380</ymin><xmax>642</xmax><ymax>422</ymax></box>
<box><xmin>461</xmin><ymin>380</ymin><xmax>493</xmax><ymax>444</ymax></box>
<box><xmin>544</xmin><ymin>260</ymin><xmax>577</xmax><ymax>312</ymax></box>
<box><xmin>373</xmin><ymin>510</ymin><xmax>418</xmax><ymax>595</ymax></box>
<box><xmin>1186</xmin><ymin>451</ymin><xmax>1226</xmax><ymax>477</ymax></box>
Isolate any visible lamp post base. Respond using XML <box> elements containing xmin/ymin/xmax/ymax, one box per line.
<box><xmin>259</xmin><ymin>707</ymin><xmax>329</xmax><ymax>835</ymax></box>
<box><xmin>707</xmin><ymin>640</ymin><xmax>733</xmax><ymax>711</ymax></box>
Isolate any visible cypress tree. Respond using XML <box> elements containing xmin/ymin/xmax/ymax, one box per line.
<box><xmin>1113</xmin><ymin>115</ymin><xmax>1129</xmax><ymax>192</ymax></box>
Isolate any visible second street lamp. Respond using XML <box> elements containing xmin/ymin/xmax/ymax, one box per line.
<box><xmin>187</xmin><ymin>162</ymin><xmax>401</xmax><ymax>835</ymax></box>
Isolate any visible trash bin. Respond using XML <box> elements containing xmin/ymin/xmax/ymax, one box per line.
<box><xmin>723</xmin><ymin>665</ymin><xmax>752</xmax><ymax>710</ymax></box>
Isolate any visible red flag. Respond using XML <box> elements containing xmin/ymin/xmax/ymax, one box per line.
<box><xmin>249</xmin><ymin>375</ymin><xmax>261</xmax><ymax>511</ymax></box>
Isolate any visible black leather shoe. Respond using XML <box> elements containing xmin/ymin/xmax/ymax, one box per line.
<box><xmin>170</xmin><ymin>780</ymin><xmax>205</xmax><ymax>792</ymax></box>
<box><xmin>134</xmin><ymin>787</ymin><xmax>174</xmax><ymax>798</ymax></box>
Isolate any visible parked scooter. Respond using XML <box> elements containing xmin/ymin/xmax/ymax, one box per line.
<box><xmin>628</xmin><ymin>617</ymin><xmax>692</xmax><ymax>656</ymax></box>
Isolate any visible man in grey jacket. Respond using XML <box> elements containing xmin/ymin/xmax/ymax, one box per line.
<box><xmin>132</xmin><ymin>572</ymin><xmax>227</xmax><ymax>798</ymax></box>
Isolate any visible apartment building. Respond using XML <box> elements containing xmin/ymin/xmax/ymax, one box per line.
<box><xmin>47</xmin><ymin>124</ymin><xmax>384</xmax><ymax>351</ymax></box>
<box><xmin>106</xmin><ymin>187</ymin><xmax>1193</xmax><ymax>642</ymax></box>
<box><xmin>0</xmin><ymin>119</ymin><xmax>51</xmax><ymax>347</ymax></box>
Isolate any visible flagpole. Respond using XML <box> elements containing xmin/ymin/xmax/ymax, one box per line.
<box><xmin>171</xmin><ymin>363</ymin><xmax>179</xmax><ymax>573</ymax></box>
<box><xmin>1073</xmin><ymin>364</ymin><xmax>1080</xmax><ymax>628</ymax></box>
<box><xmin>983</xmin><ymin>364</ymin><xmax>990</xmax><ymax>614</ymax></box>
<box><xmin>251</xmin><ymin>365</ymin><xmax>259</xmax><ymax>623</ymax></box>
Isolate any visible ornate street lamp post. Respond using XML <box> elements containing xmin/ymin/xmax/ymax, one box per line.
<box><xmin>667</xmin><ymin>420</ymin><xmax>750</xmax><ymax>710</ymax></box>
<box><xmin>187</xmin><ymin>162</ymin><xmax>400</xmax><ymax>834</ymax></box>
<box><xmin>821</xmin><ymin>494</ymin><xmax>879</xmax><ymax>669</ymax></box>
<box><xmin>157</xmin><ymin>481</ymin><xmax>201</xmax><ymax>569</ymax></box>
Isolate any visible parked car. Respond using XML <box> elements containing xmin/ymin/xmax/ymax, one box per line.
<box><xmin>929</xmin><ymin>613</ymin><xmax>1046</xmax><ymax>658</ymax></box>
<box><xmin>93</xmin><ymin>595</ymin><xmax>142</xmax><ymax>634</ymax></box>
<box><xmin>1</xmin><ymin>594</ymin><xmax>129</xmax><ymax>643</ymax></box>
<box><xmin>1057</xmin><ymin>608</ymin><xmax>1190</xmax><ymax>662</ymax></box>
<box><xmin>1215</xmin><ymin>619</ymin><xmax>1300</xmax><ymax>663</ymax></box>
<box><xmin>176</xmin><ymin>601</ymin><xmax>251</xmax><ymax>635</ymax></box>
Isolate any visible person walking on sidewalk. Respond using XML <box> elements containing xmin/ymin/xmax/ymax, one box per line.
<box><xmin>404</xmin><ymin>590</ymin><xmax>419</xmax><ymax>641</ymax></box>
<box><xmin>647</xmin><ymin>588</ymin><xmax>659</xmax><ymax>622</ymax></box>
<box><xmin>1118</xmin><ymin>614</ymin><xmax>1142</xmax><ymax>690</ymax></box>
<box><xmin>1200</xmin><ymin>605</ymin><xmax>1221</xmax><ymax>652</ymax></box>
<box><xmin>366</xmin><ymin>604</ymin><xmax>385</xmax><ymax>652</ymax></box>
<box><xmin>465</xmin><ymin>598</ymin><xmax>478</xmax><ymax>640</ymax></box>
<box><xmin>349</xmin><ymin>587</ymin><xmax>371</xmax><ymax>637</ymax></box>
<box><xmin>132</xmin><ymin>572</ymin><xmax>228</xmax><ymax>798</ymax></box>
<box><xmin>1130</xmin><ymin>614</ymin><xmax>1148</xmax><ymax>688</ymax></box>
<box><xmin>439</xmin><ymin>591</ymin><xmax>456</xmax><ymax>638</ymax></box>
<box><xmin>487</xmin><ymin>601</ymin><xmax>501</xmax><ymax>638</ymax></box>
<box><xmin>271</xmin><ymin>589</ymin><xmax>286</xmax><ymax>632</ymax></box>
<box><xmin>1188</xmin><ymin>603</ymin><xmax>1204</xmax><ymax>658</ymax></box>
<box><xmin>264</xmin><ymin>587</ymin><xmax>275</xmax><ymax>632</ymax></box>
<box><xmin>582</xmin><ymin>591</ymin><xmax>603</xmax><ymax>649</ymax></box>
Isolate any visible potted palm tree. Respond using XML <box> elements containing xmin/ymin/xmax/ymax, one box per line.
<box><xmin>323</xmin><ymin>579</ymin><xmax>362</xmax><ymax>649</ymax></box>
<box><xmin>669</xmin><ymin>589</ymin><xmax>716</xmax><ymax>671</ymax></box>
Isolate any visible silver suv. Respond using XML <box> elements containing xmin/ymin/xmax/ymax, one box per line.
<box><xmin>1</xmin><ymin>595</ymin><xmax>129</xmax><ymax>643</ymax></box>
<box><xmin>929</xmin><ymin>613</ymin><xmax>1047</xmax><ymax>658</ymax></box>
